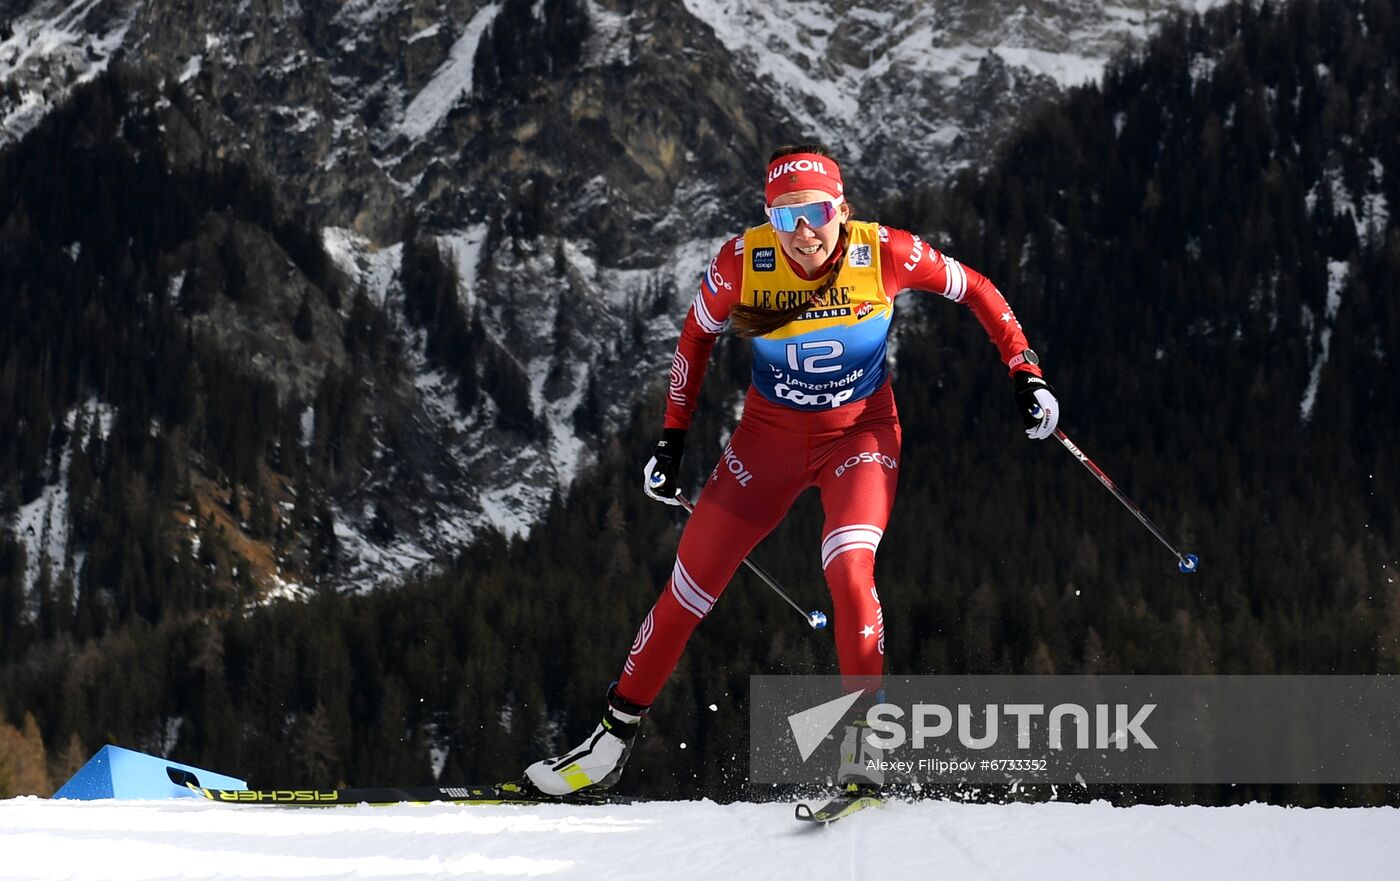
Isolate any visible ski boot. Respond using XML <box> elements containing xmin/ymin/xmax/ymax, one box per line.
<box><xmin>837</xmin><ymin>715</ymin><xmax>886</xmax><ymax>794</ymax></box>
<box><xmin>524</xmin><ymin>684</ymin><xmax>649</xmax><ymax>796</ymax></box>
<box><xmin>795</xmin><ymin>704</ymin><xmax>888</xmax><ymax>823</ymax></box>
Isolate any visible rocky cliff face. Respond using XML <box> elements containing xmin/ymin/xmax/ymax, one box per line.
<box><xmin>1</xmin><ymin>0</ymin><xmax>1222</xmax><ymax>590</ymax></box>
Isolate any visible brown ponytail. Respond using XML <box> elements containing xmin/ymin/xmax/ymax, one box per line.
<box><xmin>728</xmin><ymin>224</ymin><xmax>850</xmax><ymax>338</ymax></box>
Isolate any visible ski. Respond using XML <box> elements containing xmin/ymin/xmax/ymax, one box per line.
<box><xmin>167</xmin><ymin>768</ymin><xmax>634</xmax><ymax>807</ymax></box>
<box><xmin>794</xmin><ymin>788</ymin><xmax>883</xmax><ymax>824</ymax></box>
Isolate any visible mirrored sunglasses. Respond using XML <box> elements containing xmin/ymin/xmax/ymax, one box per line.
<box><xmin>766</xmin><ymin>197</ymin><xmax>843</xmax><ymax>233</ymax></box>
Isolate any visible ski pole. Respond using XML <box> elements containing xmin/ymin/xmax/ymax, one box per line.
<box><xmin>675</xmin><ymin>495</ymin><xmax>829</xmax><ymax>629</ymax></box>
<box><xmin>1050</xmin><ymin>427</ymin><xmax>1199</xmax><ymax>573</ymax></box>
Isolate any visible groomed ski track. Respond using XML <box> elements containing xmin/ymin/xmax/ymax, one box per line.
<box><xmin>3</xmin><ymin>797</ymin><xmax>1398</xmax><ymax>880</ymax></box>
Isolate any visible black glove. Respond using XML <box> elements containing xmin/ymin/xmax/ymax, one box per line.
<box><xmin>1013</xmin><ymin>371</ymin><xmax>1059</xmax><ymax>440</ymax></box>
<box><xmin>642</xmin><ymin>428</ymin><xmax>687</xmax><ymax>505</ymax></box>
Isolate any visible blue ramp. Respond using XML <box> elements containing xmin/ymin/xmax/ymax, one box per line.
<box><xmin>53</xmin><ymin>745</ymin><xmax>246</xmax><ymax>800</ymax></box>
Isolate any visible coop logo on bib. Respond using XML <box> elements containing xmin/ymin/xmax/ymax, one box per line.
<box><xmin>775</xmin><ymin>383</ymin><xmax>854</xmax><ymax>409</ymax></box>
<box><xmin>752</xmin><ymin>247</ymin><xmax>776</xmax><ymax>272</ymax></box>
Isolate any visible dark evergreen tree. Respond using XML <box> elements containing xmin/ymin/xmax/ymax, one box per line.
<box><xmin>292</xmin><ymin>296</ymin><xmax>315</xmax><ymax>342</ymax></box>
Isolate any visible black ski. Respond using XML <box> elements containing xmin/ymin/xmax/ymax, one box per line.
<box><xmin>167</xmin><ymin>768</ymin><xmax>634</xmax><ymax>807</ymax></box>
<box><xmin>794</xmin><ymin>787</ymin><xmax>883</xmax><ymax>824</ymax></box>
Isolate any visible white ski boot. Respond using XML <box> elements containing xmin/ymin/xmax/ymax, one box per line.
<box><xmin>525</xmin><ymin>685</ymin><xmax>648</xmax><ymax>796</ymax></box>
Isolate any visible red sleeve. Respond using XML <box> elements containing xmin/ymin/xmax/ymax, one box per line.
<box><xmin>663</xmin><ymin>237</ymin><xmax>744</xmax><ymax>429</ymax></box>
<box><xmin>879</xmin><ymin>225</ymin><xmax>1044</xmax><ymax>378</ymax></box>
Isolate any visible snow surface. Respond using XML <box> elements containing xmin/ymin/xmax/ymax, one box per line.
<box><xmin>1299</xmin><ymin>259</ymin><xmax>1349</xmax><ymax>423</ymax></box>
<box><xmin>12</xmin><ymin>398</ymin><xmax>116</xmax><ymax>600</ymax></box>
<box><xmin>991</xmin><ymin>45</ymin><xmax>1106</xmax><ymax>87</ymax></box>
<box><xmin>1</xmin><ymin>797</ymin><xmax>1397</xmax><ymax>880</ymax></box>
<box><xmin>0</xmin><ymin>0</ymin><xmax>135</xmax><ymax>145</ymax></box>
<box><xmin>398</xmin><ymin>3</ymin><xmax>501</xmax><ymax>141</ymax></box>
<box><xmin>321</xmin><ymin>227</ymin><xmax>402</xmax><ymax>307</ymax></box>
<box><xmin>583</xmin><ymin>0</ymin><xmax>637</xmax><ymax>67</ymax></box>
<box><xmin>435</xmin><ymin>224</ymin><xmax>491</xmax><ymax>309</ymax></box>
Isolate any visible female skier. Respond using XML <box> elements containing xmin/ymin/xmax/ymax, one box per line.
<box><xmin>525</xmin><ymin>144</ymin><xmax>1059</xmax><ymax>796</ymax></box>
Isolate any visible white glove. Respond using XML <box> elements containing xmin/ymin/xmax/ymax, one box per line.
<box><xmin>642</xmin><ymin>429</ymin><xmax>686</xmax><ymax>505</ymax></box>
<box><xmin>1024</xmin><ymin>388</ymin><xmax>1059</xmax><ymax>440</ymax></box>
<box><xmin>1013</xmin><ymin>372</ymin><xmax>1059</xmax><ymax>441</ymax></box>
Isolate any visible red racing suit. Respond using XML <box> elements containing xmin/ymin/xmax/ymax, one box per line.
<box><xmin>616</xmin><ymin>221</ymin><xmax>1042</xmax><ymax>706</ymax></box>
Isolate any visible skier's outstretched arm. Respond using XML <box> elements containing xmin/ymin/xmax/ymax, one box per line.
<box><xmin>643</xmin><ymin>239</ymin><xmax>744</xmax><ymax>504</ymax></box>
<box><xmin>881</xmin><ymin>226</ymin><xmax>1060</xmax><ymax>440</ymax></box>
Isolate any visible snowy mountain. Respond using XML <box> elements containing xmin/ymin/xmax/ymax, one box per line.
<box><xmin>2</xmin><ymin>0</ymin><xmax>1227</xmax><ymax>592</ymax></box>
<box><xmin>3</xmin><ymin>796</ymin><xmax>1398</xmax><ymax>880</ymax></box>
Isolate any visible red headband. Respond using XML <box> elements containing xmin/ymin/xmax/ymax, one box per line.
<box><xmin>764</xmin><ymin>153</ymin><xmax>843</xmax><ymax>206</ymax></box>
